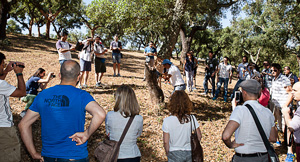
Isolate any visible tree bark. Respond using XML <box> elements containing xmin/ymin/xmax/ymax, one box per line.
<box><xmin>28</xmin><ymin>18</ymin><xmax>33</xmax><ymax>36</ymax></box>
<box><xmin>37</xmin><ymin>25</ymin><xmax>41</xmax><ymax>37</ymax></box>
<box><xmin>45</xmin><ymin>20</ymin><xmax>51</xmax><ymax>38</ymax></box>
<box><xmin>157</xmin><ymin>0</ymin><xmax>188</xmax><ymax>59</ymax></box>
<box><xmin>0</xmin><ymin>1</ymin><xmax>11</xmax><ymax>40</ymax></box>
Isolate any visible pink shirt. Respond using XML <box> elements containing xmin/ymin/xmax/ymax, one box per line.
<box><xmin>258</xmin><ymin>88</ymin><xmax>270</xmax><ymax>107</ymax></box>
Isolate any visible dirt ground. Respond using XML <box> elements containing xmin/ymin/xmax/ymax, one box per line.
<box><xmin>0</xmin><ymin>34</ymin><xmax>290</xmax><ymax>162</ymax></box>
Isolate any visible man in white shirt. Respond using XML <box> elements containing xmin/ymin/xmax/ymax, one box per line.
<box><xmin>231</xmin><ymin>56</ymin><xmax>248</xmax><ymax>99</ymax></box>
<box><xmin>213</xmin><ymin>56</ymin><xmax>232</xmax><ymax>102</ymax></box>
<box><xmin>56</xmin><ymin>30</ymin><xmax>75</xmax><ymax>65</ymax></box>
<box><xmin>0</xmin><ymin>52</ymin><xmax>26</xmax><ymax>162</ymax></box>
<box><xmin>222</xmin><ymin>79</ymin><xmax>277</xmax><ymax>162</ymax></box>
<box><xmin>78</xmin><ymin>37</ymin><xmax>94</xmax><ymax>88</ymax></box>
<box><xmin>162</xmin><ymin>59</ymin><xmax>186</xmax><ymax>93</ymax></box>
<box><xmin>94</xmin><ymin>35</ymin><xmax>107</xmax><ymax>87</ymax></box>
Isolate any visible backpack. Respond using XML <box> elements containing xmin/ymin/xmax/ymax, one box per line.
<box><xmin>75</xmin><ymin>41</ymin><xmax>84</xmax><ymax>51</ymax></box>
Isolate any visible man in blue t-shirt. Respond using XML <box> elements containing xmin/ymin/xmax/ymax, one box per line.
<box><xmin>143</xmin><ymin>41</ymin><xmax>157</xmax><ymax>81</ymax></box>
<box><xmin>19</xmin><ymin>60</ymin><xmax>106</xmax><ymax>161</ymax></box>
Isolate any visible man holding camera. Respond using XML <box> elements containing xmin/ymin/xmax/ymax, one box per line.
<box><xmin>202</xmin><ymin>51</ymin><xmax>218</xmax><ymax>97</ymax></box>
<box><xmin>222</xmin><ymin>79</ymin><xmax>277</xmax><ymax>162</ymax></box>
<box><xmin>79</xmin><ymin>37</ymin><xmax>94</xmax><ymax>88</ymax></box>
<box><xmin>56</xmin><ymin>30</ymin><xmax>75</xmax><ymax>65</ymax></box>
<box><xmin>0</xmin><ymin>52</ymin><xmax>26</xmax><ymax>162</ymax></box>
<box><xmin>19</xmin><ymin>60</ymin><xmax>106</xmax><ymax>162</ymax></box>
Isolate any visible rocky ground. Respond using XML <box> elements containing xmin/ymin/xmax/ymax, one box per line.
<box><xmin>0</xmin><ymin>34</ymin><xmax>290</xmax><ymax>161</ymax></box>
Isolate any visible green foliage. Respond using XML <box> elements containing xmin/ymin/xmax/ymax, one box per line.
<box><xmin>6</xmin><ymin>20</ymin><xmax>22</xmax><ymax>34</ymax></box>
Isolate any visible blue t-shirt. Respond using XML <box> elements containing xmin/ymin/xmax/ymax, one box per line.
<box><xmin>26</xmin><ymin>76</ymin><xmax>41</xmax><ymax>95</ymax></box>
<box><xmin>144</xmin><ymin>46</ymin><xmax>157</xmax><ymax>59</ymax></box>
<box><xmin>29</xmin><ymin>85</ymin><xmax>95</xmax><ymax>159</ymax></box>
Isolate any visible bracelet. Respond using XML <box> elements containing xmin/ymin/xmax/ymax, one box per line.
<box><xmin>16</xmin><ymin>73</ymin><xmax>23</xmax><ymax>77</ymax></box>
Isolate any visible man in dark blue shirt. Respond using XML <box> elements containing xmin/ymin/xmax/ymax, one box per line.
<box><xmin>19</xmin><ymin>60</ymin><xmax>106</xmax><ymax>161</ymax></box>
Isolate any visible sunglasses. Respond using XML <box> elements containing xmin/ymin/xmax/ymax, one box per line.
<box><xmin>271</xmin><ymin>69</ymin><xmax>278</xmax><ymax>72</ymax></box>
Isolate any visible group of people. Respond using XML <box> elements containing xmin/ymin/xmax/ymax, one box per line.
<box><xmin>0</xmin><ymin>51</ymin><xmax>202</xmax><ymax>162</ymax></box>
<box><xmin>2</xmin><ymin>28</ymin><xmax>300</xmax><ymax>162</ymax></box>
<box><xmin>56</xmin><ymin>30</ymin><xmax>123</xmax><ymax>88</ymax></box>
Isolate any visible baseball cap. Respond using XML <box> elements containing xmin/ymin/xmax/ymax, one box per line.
<box><xmin>162</xmin><ymin>59</ymin><xmax>172</xmax><ymax>65</ymax></box>
<box><xmin>238</xmin><ymin>79</ymin><xmax>261</xmax><ymax>94</ymax></box>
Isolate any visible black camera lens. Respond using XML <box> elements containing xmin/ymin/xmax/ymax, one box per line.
<box><xmin>51</xmin><ymin>74</ymin><xmax>56</xmax><ymax>78</ymax></box>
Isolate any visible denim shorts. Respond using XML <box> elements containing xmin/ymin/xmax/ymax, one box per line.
<box><xmin>80</xmin><ymin>59</ymin><xmax>91</xmax><ymax>72</ymax></box>
<box><xmin>112</xmin><ymin>53</ymin><xmax>121</xmax><ymax>64</ymax></box>
<box><xmin>43</xmin><ymin>156</ymin><xmax>89</xmax><ymax>162</ymax></box>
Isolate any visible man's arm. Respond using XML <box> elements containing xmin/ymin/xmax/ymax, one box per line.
<box><xmin>269</xmin><ymin>126</ymin><xmax>278</xmax><ymax>142</ymax></box>
<box><xmin>69</xmin><ymin>101</ymin><xmax>106</xmax><ymax>145</ymax></box>
<box><xmin>10</xmin><ymin>62</ymin><xmax>26</xmax><ymax>97</ymax></box>
<box><xmin>222</xmin><ymin>120</ymin><xmax>244</xmax><ymax>148</ymax></box>
<box><xmin>163</xmin><ymin>132</ymin><xmax>170</xmax><ymax>156</ymax></box>
<box><xmin>18</xmin><ymin>110</ymin><xmax>43</xmax><ymax>161</ymax></box>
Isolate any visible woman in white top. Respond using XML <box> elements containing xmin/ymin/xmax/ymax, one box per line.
<box><xmin>105</xmin><ymin>85</ymin><xmax>143</xmax><ymax>162</ymax></box>
<box><xmin>162</xmin><ymin>90</ymin><xmax>202</xmax><ymax>162</ymax></box>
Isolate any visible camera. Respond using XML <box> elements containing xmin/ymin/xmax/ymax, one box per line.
<box><xmin>12</xmin><ymin>62</ymin><xmax>25</xmax><ymax>68</ymax></box>
<box><xmin>235</xmin><ymin>91</ymin><xmax>243</xmax><ymax>103</ymax></box>
<box><xmin>51</xmin><ymin>74</ymin><xmax>56</xmax><ymax>78</ymax></box>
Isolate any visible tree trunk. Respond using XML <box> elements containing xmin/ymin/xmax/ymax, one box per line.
<box><xmin>180</xmin><ymin>28</ymin><xmax>189</xmax><ymax>66</ymax></box>
<box><xmin>45</xmin><ymin>20</ymin><xmax>51</xmax><ymax>39</ymax></box>
<box><xmin>145</xmin><ymin>64</ymin><xmax>164</xmax><ymax>105</ymax></box>
<box><xmin>28</xmin><ymin>18</ymin><xmax>34</xmax><ymax>37</ymax></box>
<box><xmin>37</xmin><ymin>25</ymin><xmax>41</xmax><ymax>37</ymax></box>
<box><xmin>157</xmin><ymin>0</ymin><xmax>188</xmax><ymax>59</ymax></box>
<box><xmin>0</xmin><ymin>1</ymin><xmax>10</xmax><ymax>40</ymax></box>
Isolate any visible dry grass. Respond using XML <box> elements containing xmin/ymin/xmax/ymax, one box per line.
<box><xmin>0</xmin><ymin>34</ymin><xmax>289</xmax><ymax>162</ymax></box>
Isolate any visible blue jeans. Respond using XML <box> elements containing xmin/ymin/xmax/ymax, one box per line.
<box><xmin>43</xmin><ymin>157</ymin><xmax>89</xmax><ymax>162</ymax></box>
<box><xmin>112</xmin><ymin>53</ymin><xmax>121</xmax><ymax>63</ymax></box>
<box><xmin>214</xmin><ymin>78</ymin><xmax>229</xmax><ymax>99</ymax></box>
<box><xmin>172</xmin><ymin>84</ymin><xmax>186</xmax><ymax>94</ymax></box>
<box><xmin>59</xmin><ymin>60</ymin><xmax>67</xmax><ymax>65</ymax></box>
<box><xmin>231</xmin><ymin>79</ymin><xmax>244</xmax><ymax>99</ymax></box>
<box><xmin>203</xmin><ymin>73</ymin><xmax>215</xmax><ymax>95</ymax></box>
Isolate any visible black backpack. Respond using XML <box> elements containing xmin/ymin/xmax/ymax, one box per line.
<box><xmin>75</xmin><ymin>41</ymin><xmax>84</xmax><ymax>51</ymax></box>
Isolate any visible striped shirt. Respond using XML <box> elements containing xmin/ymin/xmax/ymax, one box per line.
<box><xmin>271</xmin><ymin>74</ymin><xmax>291</xmax><ymax>107</ymax></box>
<box><xmin>0</xmin><ymin>80</ymin><xmax>16</xmax><ymax>127</ymax></box>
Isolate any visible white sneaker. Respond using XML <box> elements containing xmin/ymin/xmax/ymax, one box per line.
<box><xmin>192</xmin><ymin>87</ymin><xmax>197</xmax><ymax>91</ymax></box>
<box><xmin>82</xmin><ymin>84</ymin><xmax>88</xmax><ymax>88</ymax></box>
<box><xmin>200</xmin><ymin>92</ymin><xmax>208</xmax><ymax>96</ymax></box>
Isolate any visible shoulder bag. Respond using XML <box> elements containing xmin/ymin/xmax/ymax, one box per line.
<box><xmin>94</xmin><ymin>116</ymin><xmax>135</xmax><ymax>162</ymax></box>
<box><xmin>190</xmin><ymin>115</ymin><xmax>204</xmax><ymax>162</ymax></box>
<box><xmin>245</xmin><ymin>104</ymin><xmax>279</xmax><ymax>162</ymax></box>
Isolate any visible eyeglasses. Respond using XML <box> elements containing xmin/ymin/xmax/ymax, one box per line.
<box><xmin>271</xmin><ymin>69</ymin><xmax>278</xmax><ymax>72</ymax></box>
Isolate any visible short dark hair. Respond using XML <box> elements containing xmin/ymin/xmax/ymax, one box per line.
<box><xmin>224</xmin><ymin>56</ymin><xmax>229</xmax><ymax>61</ymax></box>
<box><xmin>271</xmin><ymin>63</ymin><xmax>281</xmax><ymax>71</ymax></box>
<box><xmin>60</xmin><ymin>60</ymin><xmax>80</xmax><ymax>81</ymax></box>
<box><xmin>209</xmin><ymin>51</ymin><xmax>213</xmax><ymax>54</ymax></box>
<box><xmin>0</xmin><ymin>52</ymin><xmax>6</xmax><ymax>65</ymax></box>
<box><xmin>149</xmin><ymin>41</ymin><xmax>154</xmax><ymax>44</ymax></box>
<box><xmin>285</xmin><ymin>66</ymin><xmax>290</xmax><ymax>70</ymax></box>
<box><xmin>243</xmin><ymin>56</ymin><xmax>248</xmax><ymax>62</ymax></box>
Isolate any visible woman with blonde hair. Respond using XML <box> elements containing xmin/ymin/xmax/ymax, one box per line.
<box><xmin>105</xmin><ymin>85</ymin><xmax>143</xmax><ymax>162</ymax></box>
<box><xmin>162</xmin><ymin>90</ymin><xmax>202</xmax><ymax>162</ymax></box>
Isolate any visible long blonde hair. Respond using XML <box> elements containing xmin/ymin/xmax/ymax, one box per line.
<box><xmin>114</xmin><ymin>85</ymin><xmax>140</xmax><ymax>117</ymax></box>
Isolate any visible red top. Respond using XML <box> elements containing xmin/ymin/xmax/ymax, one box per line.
<box><xmin>258</xmin><ymin>88</ymin><xmax>270</xmax><ymax>107</ymax></box>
